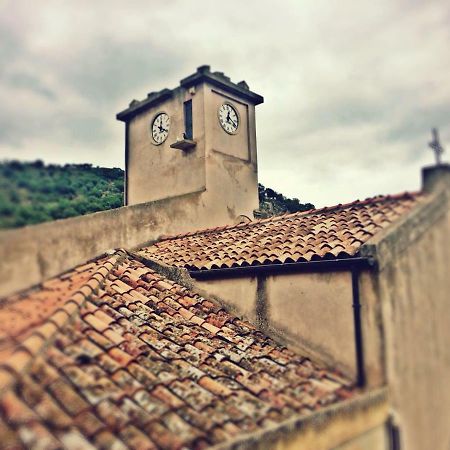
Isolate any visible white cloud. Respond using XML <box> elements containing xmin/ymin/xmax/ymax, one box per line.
<box><xmin>0</xmin><ymin>0</ymin><xmax>449</xmax><ymax>206</ymax></box>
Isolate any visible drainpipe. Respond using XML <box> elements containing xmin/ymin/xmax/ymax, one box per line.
<box><xmin>124</xmin><ymin>121</ymin><xmax>129</xmax><ymax>206</ymax></box>
<box><xmin>351</xmin><ymin>265</ymin><xmax>366</xmax><ymax>387</ymax></box>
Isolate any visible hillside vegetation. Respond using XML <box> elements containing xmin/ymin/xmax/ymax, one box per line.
<box><xmin>258</xmin><ymin>184</ymin><xmax>314</xmax><ymax>218</ymax></box>
<box><xmin>0</xmin><ymin>161</ymin><xmax>123</xmax><ymax>229</ymax></box>
<box><xmin>0</xmin><ymin>160</ymin><xmax>314</xmax><ymax>229</ymax></box>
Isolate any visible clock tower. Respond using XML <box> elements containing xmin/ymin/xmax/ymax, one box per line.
<box><xmin>116</xmin><ymin>65</ymin><xmax>263</xmax><ymax>226</ymax></box>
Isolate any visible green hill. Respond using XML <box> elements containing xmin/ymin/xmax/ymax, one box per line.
<box><xmin>0</xmin><ymin>160</ymin><xmax>124</xmax><ymax>229</ymax></box>
<box><xmin>258</xmin><ymin>183</ymin><xmax>314</xmax><ymax>218</ymax></box>
<box><xmin>0</xmin><ymin>160</ymin><xmax>314</xmax><ymax>230</ymax></box>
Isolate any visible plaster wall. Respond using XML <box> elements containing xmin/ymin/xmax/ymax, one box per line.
<box><xmin>359</xmin><ymin>271</ymin><xmax>385</xmax><ymax>387</ymax></box>
<box><xmin>266</xmin><ymin>272</ymin><xmax>356</xmax><ymax>377</ymax></box>
<box><xmin>203</xmin><ymin>150</ymin><xmax>259</xmax><ymax>221</ymax></box>
<box><xmin>378</xmin><ymin>206</ymin><xmax>450</xmax><ymax>450</ymax></box>
<box><xmin>201</xmin><ymin>83</ymin><xmax>259</xmax><ymax>220</ymax></box>
<box><xmin>331</xmin><ymin>424</ymin><xmax>388</xmax><ymax>450</ymax></box>
<box><xmin>127</xmin><ymin>85</ymin><xmax>206</xmax><ymax>205</ymax></box>
<box><xmin>195</xmin><ymin>276</ymin><xmax>258</xmax><ymax>320</ymax></box>
<box><xmin>206</xmin><ymin>88</ymin><xmax>252</xmax><ymax>161</ymax></box>
<box><xmin>196</xmin><ymin>271</ymin><xmax>357</xmax><ymax>378</ymax></box>
<box><xmin>0</xmin><ymin>191</ymin><xmax>228</xmax><ymax>298</ymax></box>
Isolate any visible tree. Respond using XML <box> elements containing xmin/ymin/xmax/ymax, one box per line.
<box><xmin>257</xmin><ymin>183</ymin><xmax>314</xmax><ymax>217</ymax></box>
<box><xmin>0</xmin><ymin>161</ymin><xmax>313</xmax><ymax>229</ymax></box>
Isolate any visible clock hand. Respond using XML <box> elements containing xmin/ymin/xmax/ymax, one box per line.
<box><xmin>158</xmin><ymin>123</ymin><xmax>168</xmax><ymax>133</ymax></box>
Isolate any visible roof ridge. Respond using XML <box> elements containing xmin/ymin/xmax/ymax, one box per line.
<box><xmin>0</xmin><ymin>249</ymin><xmax>128</xmax><ymax>393</ymax></box>
<box><xmin>157</xmin><ymin>191</ymin><xmax>423</xmax><ymax>243</ymax></box>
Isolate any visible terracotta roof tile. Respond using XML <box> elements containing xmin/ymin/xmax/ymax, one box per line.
<box><xmin>0</xmin><ymin>254</ymin><xmax>117</xmax><ymax>362</ymax></box>
<box><xmin>92</xmin><ymin>429</ymin><xmax>128</xmax><ymax>450</ymax></box>
<box><xmin>0</xmin><ymin>251</ymin><xmax>358</xmax><ymax>449</ymax></box>
<box><xmin>138</xmin><ymin>192</ymin><xmax>423</xmax><ymax>270</ymax></box>
<box><xmin>119</xmin><ymin>424</ymin><xmax>158</xmax><ymax>450</ymax></box>
<box><xmin>0</xmin><ymin>417</ymin><xmax>24</xmax><ymax>449</ymax></box>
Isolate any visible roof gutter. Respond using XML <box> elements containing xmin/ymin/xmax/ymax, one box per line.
<box><xmin>188</xmin><ymin>257</ymin><xmax>376</xmax><ymax>280</ymax></box>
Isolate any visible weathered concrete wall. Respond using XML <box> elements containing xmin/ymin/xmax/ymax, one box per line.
<box><xmin>359</xmin><ymin>271</ymin><xmax>386</xmax><ymax>387</ymax></box>
<box><xmin>203</xmin><ymin>84</ymin><xmax>259</xmax><ymax>219</ymax></box>
<box><xmin>194</xmin><ymin>276</ymin><xmax>258</xmax><ymax>320</ymax></box>
<box><xmin>203</xmin><ymin>149</ymin><xmax>259</xmax><ymax>222</ymax></box>
<box><xmin>219</xmin><ymin>389</ymin><xmax>389</xmax><ymax>450</ymax></box>
<box><xmin>207</xmin><ymin>88</ymin><xmax>251</xmax><ymax>160</ymax></box>
<box><xmin>0</xmin><ymin>190</ymin><xmax>235</xmax><ymax>298</ymax></box>
<box><xmin>265</xmin><ymin>271</ymin><xmax>356</xmax><ymax>377</ymax></box>
<box><xmin>376</xmin><ymin>202</ymin><xmax>450</xmax><ymax>450</ymax></box>
<box><xmin>331</xmin><ymin>424</ymin><xmax>388</xmax><ymax>450</ymax></box>
<box><xmin>197</xmin><ymin>270</ymin><xmax>358</xmax><ymax>379</ymax></box>
<box><xmin>127</xmin><ymin>84</ymin><xmax>207</xmax><ymax>205</ymax></box>
<box><xmin>196</xmin><ymin>268</ymin><xmax>386</xmax><ymax>385</ymax></box>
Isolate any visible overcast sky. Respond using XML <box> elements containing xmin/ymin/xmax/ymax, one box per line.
<box><xmin>0</xmin><ymin>0</ymin><xmax>449</xmax><ymax>206</ymax></box>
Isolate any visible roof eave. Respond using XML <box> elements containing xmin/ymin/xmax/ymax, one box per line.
<box><xmin>179</xmin><ymin>71</ymin><xmax>264</xmax><ymax>105</ymax></box>
<box><xmin>188</xmin><ymin>257</ymin><xmax>377</xmax><ymax>280</ymax></box>
<box><xmin>117</xmin><ymin>68</ymin><xmax>264</xmax><ymax>123</ymax></box>
<box><xmin>116</xmin><ymin>88</ymin><xmax>174</xmax><ymax>122</ymax></box>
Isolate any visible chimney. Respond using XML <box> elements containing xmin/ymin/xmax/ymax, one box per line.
<box><xmin>422</xmin><ymin>164</ymin><xmax>450</xmax><ymax>193</ymax></box>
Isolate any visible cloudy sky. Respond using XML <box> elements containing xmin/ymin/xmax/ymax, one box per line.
<box><xmin>0</xmin><ymin>0</ymin><xmax>449</xmax><ymax>206</ymax></box>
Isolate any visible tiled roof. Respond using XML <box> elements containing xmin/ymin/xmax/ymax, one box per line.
<box><xmin>0</xmin><ymin>261</ymin><xmax>100</xmax><ymax>361</ymax></box>
<box><xmin>138</xmin><ymin>192</ymin><xmax>423</xmax><ymax>271</ymax></box>
<box><xmin>0</xmin><ymin>250</ymin><xmax>355</xmax><ymax>450</ymax></box>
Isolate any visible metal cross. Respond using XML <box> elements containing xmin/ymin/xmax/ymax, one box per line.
<box><xmin>428</xmin><ymin>128</ymin><xmax>444</xmax><ymax>165</ymax></box>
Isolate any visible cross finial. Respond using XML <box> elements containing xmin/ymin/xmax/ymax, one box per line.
<box><xmin>428</xmin><ymin>128</ymin><xmax>445</xmax><ymax>166</ymax></box>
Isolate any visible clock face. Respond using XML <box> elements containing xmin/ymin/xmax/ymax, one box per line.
<box><xmin>151</xmin><ymin>112</ymin><xmax>170</xmax><ymax>144</ymax></box>
<box><xmin>218</xmin><ymin>103</ymin><xmax>239</xmax><ymax>134</ymax></box>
